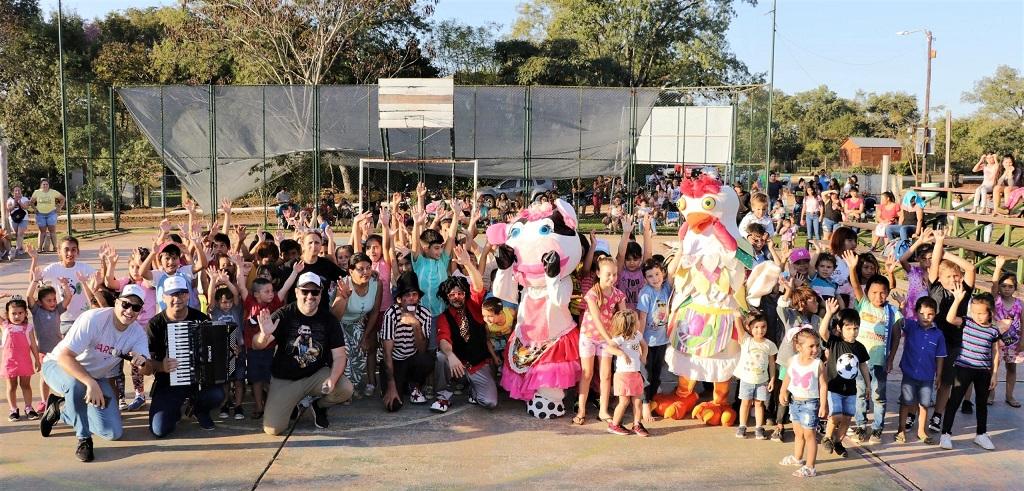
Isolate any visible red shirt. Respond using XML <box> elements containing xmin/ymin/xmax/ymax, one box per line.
<box><xmin>436</xmin><ymin>288</ymin><xmax>490</xmax><ymax>373</ymax></box>
<box><xmin>243</xmin><ymin>294</ymin><xmax>284</xmax><ymax>349</ymax></box>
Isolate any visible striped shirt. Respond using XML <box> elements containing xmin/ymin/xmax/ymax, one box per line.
<box><xmin>955</xmin><ymin>317</ymin><xmax>1015</xmax><ymax>370</ymax></box>
<box><xmin>379</xmin><ymin>304</ymin><xmax>432</xmax><ymax>361</ymax></box>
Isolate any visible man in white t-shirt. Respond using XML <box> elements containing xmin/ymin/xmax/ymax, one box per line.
<box><xmin>39</xmin><ymin>285</ymin><xmax>150</xmax><ymax>462</ymax></box>
<box><xmin>36</xmin><ymin>236</ymin><xmax>97</xmax><ymax>334</ymax></box>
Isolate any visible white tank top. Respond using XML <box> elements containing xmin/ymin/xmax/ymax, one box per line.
<box><xmin>787</xmin><ymin>355</ymin><xmax>822</xmax><ymax>400</ymax></box>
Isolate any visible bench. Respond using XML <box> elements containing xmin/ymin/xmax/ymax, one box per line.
<box><xmin>942</xmin><ymin>236</ymin><xmax>1024</xmax><ymax>282</ymax></box>
<box><xmin>840</xmin><ymin>221</ymin><xmax>876</xmax><ymax>246</ymax></box>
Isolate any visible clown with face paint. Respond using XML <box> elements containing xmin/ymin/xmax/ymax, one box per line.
<box><xmin>486</xmin><ymin>199</ymin><xmax>584</xmax><ymax>418</ymax></box>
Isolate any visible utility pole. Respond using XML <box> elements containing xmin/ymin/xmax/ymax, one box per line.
<box><xmin>923</xmin><ymin>30</ymin><xmax>933</xmax><ymax>181</ymax></box>
<box><xmin>765</xmin><ymin>0</ymin><xmax>777</xmax><ymax>182</ymax></box>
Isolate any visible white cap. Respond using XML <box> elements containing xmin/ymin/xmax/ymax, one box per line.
<box><xmin>297</xmin><ymin>272</ymin><xmax>322</xmax><ymax>289</ymax></box>
<box><xmin>119</xmin><ymin>284</ymin><xmax>147</xmax><ymax>303</ymax></box>
<box><xmin>163</xmin><ymin>276</ymin><xmax>189</xmax><ymax>295</ymax></box>
<box><xmin>594</xmin><ymin>239</ymin><xmax>611</xmax><ymax>256</ymax></box>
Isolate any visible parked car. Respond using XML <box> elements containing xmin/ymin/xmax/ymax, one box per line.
<box><xmin>478</xmin><ymin>179</ymin><xmax>555</xmax><ymax>200</ymax></box>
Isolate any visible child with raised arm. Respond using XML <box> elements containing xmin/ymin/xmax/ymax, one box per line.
<box><xmin>207</xmin><ymin>268</ymin><xmax>244</xmax><ymax>419</ymax></box>
<box><xmin>616</xmin><ymin>215</ymin><xmax>653</xmax><ymax>309</ymax></box>
<box><xmin>939</xmin><ymin>287</ymin><xmax>1017</xmax><ymax>450</ymax></box>
<box><xmin>26</xmin><ymin>266</ymin><xmax>73</xmax><ymax>411</ymax></box>
<box><xmin>818</xmin><ymin>298</ymin><xmax>870</xmax><ymax>458</ymax></box>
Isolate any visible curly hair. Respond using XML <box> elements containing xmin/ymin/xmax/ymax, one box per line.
<box><xmin>437</xmin><ymin>275</ymin><xmax>470</xmax><ymax>305</ymax></box>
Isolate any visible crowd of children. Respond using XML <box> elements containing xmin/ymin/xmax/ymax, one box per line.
<box><xmin>1</xmin><ymin>175</ymin><xmax>1022</xmax><ymax>475</ymax></box>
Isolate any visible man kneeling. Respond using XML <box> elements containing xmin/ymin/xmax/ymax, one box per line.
<box><xmin>255</xmin><ymin>272</ymin><xmax>353</xmax><ymax>434</ymax></box>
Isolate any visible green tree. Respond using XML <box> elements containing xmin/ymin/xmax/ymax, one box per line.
<box><xmin>427</xmin><ymin>19</ymin><xmax>500</xmax><ymax>84</ymax></box>
<box><xmin>961</xmin><ymin>65</ymin><xmax>1024</xmax><ymax>121</ymax></box>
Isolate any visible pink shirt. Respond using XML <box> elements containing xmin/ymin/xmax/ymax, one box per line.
<box><xmin>372</xmin><ymin>259</ymin><xmax>393</xmax><ymax>313</ymax></box>
<box><xmin>581</xmin><ymin>286</ymin><xmax>625</xmax><ymax>341</ymax></box>
<box><xmin>116</xmin><ymin>277</ymin><xmax>157</xmax><ymax>325</ymax></box>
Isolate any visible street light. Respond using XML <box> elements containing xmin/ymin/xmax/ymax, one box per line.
<box><xmin>898</xmin><ymin>28</ymin><xmax>934</xmax><ymax>182</ymax></box>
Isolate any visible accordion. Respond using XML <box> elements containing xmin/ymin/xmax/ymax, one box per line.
<box><xmin>167</xmin><ymin>321</ymin><xmax>232</xmax><ymax>388</ymax></box>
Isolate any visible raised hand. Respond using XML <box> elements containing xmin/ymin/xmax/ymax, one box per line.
<box><xmin>825</xmin><ymin>297</ymin><xmax>840</xmax><ymax>316</ymax></box>
<box><xmin>951</xmin><ymin>283</ymin><xmax>966</xmax><ymax>301</ymax></box>
<box><xmin>452</xmin><ymin>244</ymin><xmax>472</xmax><ymax>266</ymax></box>
<box><xmin>842</xmin><ymin>249</ymin><xmax>858</xmax><ymax>269</ymax></box>
<box><xmin>183</xmin><ymin>199</ymin><xmax>196</xmax><ymax>214</ymax></box>
<box><xmin>890</xmin><ymin>291</ymin><xmax>907</xmax><ymax>309</ymax></box>
<box><xmin>292</xmin><ymin>260</ymin><xmax>305</xmax><ymax>275</ymax></box>
<box><xmin>159</xmin><ymin>219</ymin><xmax>172</xmax><ymax>234</ymax></box>
<box><xmin>885</xmin><ymin>257</ymin><xmax>899</xmax><ymax>274</ymax></box>
<box><xmin>335</xmin><ymin>279</ymin><xmax>352</xmax><ymax>300</ymax></box>
<box><xmin>621</xmin><ymin>214</ymin><xmax>634</xmax><ymax>233</ymax></box>
<box><xmin>25</xmin><ymin>243</ymin><xmax>37</xmax><ymax>259</ymax></box>
<box><xmin>416</xmin><ymin>182</ymin><xmax>427</xmax><ymax>199</ymax></box>
<box><xmin>220</xmin><ymin>198</ymin><xmax>232</xmax><ymax>213</ymax></box>
<box><xmin>256</xmin><ymin>308</ymin><xmax>279</xmax><ymax>336</ymax></box>
<box><xmin>240</xmin><ymin>262</ymin><xmax>253</xmax><ymax>275</ymax></box>
<box><xmin>233</xmin><ymin>224</ymin><xmax>247</xmax><ymax>242</ymax></box>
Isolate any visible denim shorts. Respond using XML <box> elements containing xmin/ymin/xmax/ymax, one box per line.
<box><xmin>822</xmin><ymin>217</ymin><xmax>838</xmax><ymax>233</ymax></box>
<box><xmin>828</xmin><ymin>391</ymin><xmax>856</xmax><ymax>416</ymax></box>
<box><xmin>36</xmin><ymin>210</ymin><xmax>58</xmax><ymax>227</ymax></box>
<box><xmin>788</xmin><ymin>398</ymin><xmax>820</xmax><ymax>429</ymax></box>
<box><xmin>899</xmin><ymin>377</ymin><xmax>935</xmax><ymax>407</ymax></box>
<box><xmin>738</xmin><ymin>380</ymin><xmax>769</xmax><ymax>402</ymax></box>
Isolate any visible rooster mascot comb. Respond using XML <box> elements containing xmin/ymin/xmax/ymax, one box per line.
<box><xmin>653</xmin><ymin>174</ymin><xmax>780</xmax><ymax>425</ymax></box>
<box><xmin>486</xmin><ymin>199</ymin><xmax>583</xmax><ymax>418</ymax></box>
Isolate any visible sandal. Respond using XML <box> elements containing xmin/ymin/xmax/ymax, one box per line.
<box><xmin>894</xmin><ymin>431</ymin><xmax>906</xmax><ymax>444</ymax></box>
<box><xmin>1007</xmin><ymin>399</ymin><xmax>1022</xmax><ymax>408</ymax></box>
<box><xmin>792</xmin><ymin>465</ymin><xmax>817</xmax><ymax>478</ymax></box>
<box><xmin>571</xmin><ymin>415</ymin><xmax>586</xmax><ymax>426</ymax></box>
<box><xmin>779</xmin><ymin>455</ymin><xmax>804</xmax><ymax>466</ymax></box>
<box><xmin>919</xmin><ymin>434</ymin><xmax>936</xmax><ymax>445</ymax></box>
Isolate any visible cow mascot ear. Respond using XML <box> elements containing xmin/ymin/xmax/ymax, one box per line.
<box><xmin>553</xmin><ymin>199</ymin><xmax>578</xmax><ymax>230</ymax></box>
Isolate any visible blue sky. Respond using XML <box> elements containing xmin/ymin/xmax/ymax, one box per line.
<box><xmin>43</xmin><ymin>0</ymin><xmax>1023</xmax><ymax>116</ymax></box>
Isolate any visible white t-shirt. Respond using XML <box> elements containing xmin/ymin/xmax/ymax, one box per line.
<box><xmin>153</xmin><ymin>266</ymin><xmax>199</xmax><ymax>310</ymax></box>
<box><xmin>738</xmin><ymin>212</ymin><xmax>776</xmax><ymax>237</ymax></box>
<box><xmin>7</xmin><ymin>196</ymin><xmax>29</xmax><ymax>210</ymax></box>
<box><xmin>735</xmin><ymin>337</ymin><xmax>778</xmax><ymax>385</ymax></box>
<box><xmin>612</xmin><ymin>332</ymin><xmax>644</xmax><ymax>373</ymax></box>
<box><xmin>42</xmin><ymin>261</ymin><xmax>97</xmax><ymax>323</ymax></box>
<box><xmin>44</xmin><ymin>308</ymin><xmax>149</xmax><ymax>379</ymax></box>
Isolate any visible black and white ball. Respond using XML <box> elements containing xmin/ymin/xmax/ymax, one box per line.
<box><xmin>836</xmin><ymin>353</ymin><xmax>859</xmax><ymax>380</ymax></box>
<box><xmin>527</xmin><ymin>395</ymin><xmax>566</xmax><ymax>419</ymax></box>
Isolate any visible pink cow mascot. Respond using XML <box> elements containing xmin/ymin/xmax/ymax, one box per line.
<box><xmin>486</xmin><ymin>199</ymin><xmax>583</xmax><ymax>418</ymax></box>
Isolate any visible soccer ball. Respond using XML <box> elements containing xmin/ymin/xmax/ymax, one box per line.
<box><xmin>527</xmin><ymin>394</ymin><xmax>566</xmax><ymax>419</ymax></box>
<box><xmin>836</xmin><ymin>353</ymin><xmax>859</xmax><ymax>380</ymax></box>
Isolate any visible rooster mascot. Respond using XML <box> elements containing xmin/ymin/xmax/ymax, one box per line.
<box><xmin>653</xmin><ymin>172</ymin><xmax>780</xmax><ymax>425</ymax></box>
<box><xmin>486</xmin><ymin>199</ymin><xmax>583</xmax><ymax>418</ymax></box>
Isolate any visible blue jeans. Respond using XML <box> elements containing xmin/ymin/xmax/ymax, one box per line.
<box><xmin>149</xmin><ymin>382</ymin><xmax>225</xmax><ymax>437</ymax></box>
<box><xmin>41</xmin><ymin>360</ymin><xmax>122</xmax><ymax>440</ymax></box>
<box><xmin>885</xmin><ymin>224</ymin><xmax>916</xmax><ymax>241</ymax></box>
<box><xmin>804</xmin><ymin>212</ymin><xmax>821</xmax><ymax>240</ymax></box>
<box><xmin>855</xmin><ymin>364</ymin><xmax>888</xmax><ymax>430</ymax></box>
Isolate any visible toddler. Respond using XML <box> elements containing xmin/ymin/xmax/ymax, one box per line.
<box><xmin>604</xmin><ymin>310</ymin><xmax>648</xmax><ymax>437</ymax></box>
<box><xmin>26</xmin><ymin>269</ymin><xmax>73</xmax><ymax>411</ymax></box>
<box><xmin>898</xmin><ymin>231</ymin><xmax>935</xmax><ymax>320</ymax></box>
<box><xmin>616</xmin><ymin>215</ymin><xmax>652</xmax><ymax>309</ymax></box>
<box><xmin>2</xmin><ymin>296</ymin><xmax>41</xmax><ymax>421</ymax></box>
<box><xmin>778</xmin><ymin>218</ymin><xmax>796</xmax><ymax>250</ymax></box>
<box><xmin>779</xmin><ymin>328</ymin><xmax>828</xmax><ymax>478</ymax></box>
<box><xmin>735</xmin><ymin>313</ymin><xmax>778</xmax><ymax>440</ymax></box>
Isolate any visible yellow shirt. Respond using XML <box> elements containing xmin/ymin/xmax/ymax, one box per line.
<box><xmin>486</xmin><ymin>307</ymin><xmax>515</xmax><ymax>338</ymax></box>
<box><xmin>31</xmin><ymin>189</ymin><xmax>61</xmax><ymax>214</ymax></box>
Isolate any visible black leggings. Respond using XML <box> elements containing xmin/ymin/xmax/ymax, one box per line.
<box><xmin>942</xmin><ymin>366</ymin><xmax>991</xmax><ymax>435</ymax></box>
<box><xmin>643</xmin><ymin>344</ymin><xmax>668</xmax><ymax>402</ymax></box>
<box><xmin>381</xmin><ymin>351</ymin><xmax>434</xmax><ymax>411</ymax></box>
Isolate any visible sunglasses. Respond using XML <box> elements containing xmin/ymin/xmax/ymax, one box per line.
<box><xmin>298</xmin><ymin>289</ymin><xmax>321</xmax><ymax>297</ymax></box>
<box><xmin>119</xmin><ymin>300</ymin><xmax>143</xmax><ymax>312</ymax></box>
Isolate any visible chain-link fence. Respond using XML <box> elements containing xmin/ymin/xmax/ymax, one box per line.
<box><xmin>4</xmin><ymin>83</ymin><xmax>769</xmax><ymax>234</ymax></box>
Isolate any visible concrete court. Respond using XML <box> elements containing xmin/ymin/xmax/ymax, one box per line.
<box><xmin>0</xmin><ymin>230</ymin><xmax>1021</xmax><ymax>490</ymax></box>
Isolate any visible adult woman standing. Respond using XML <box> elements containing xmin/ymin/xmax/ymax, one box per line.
<box><xmin>801</xmin><ymin>186</ymin><xmax>822</xmax><ymax>245</ymax></box>
<box><xmin>29</xmin><ymin>179</ymin><xmax>64</xmax><ymax>253</ymax></box>
<box><xmin>332</xmin><ymin>253</ymin><xmax>382</xmax><ymax>397</ymax></box>
<box><xmin>5</xmin><ymin>186</ymin><xmax>30</xmax><ymax>257</ymax></box>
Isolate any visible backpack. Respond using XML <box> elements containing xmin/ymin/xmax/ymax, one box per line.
<box><xmin>883</xmin><ymin>238</ymin><xmax>911</xmax><ymax>260</ymax></box>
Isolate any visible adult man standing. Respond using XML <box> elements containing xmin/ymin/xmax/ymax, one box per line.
<box><xmin>430</xmin><ymin>246</ymin><xmax>499</xmax><ymax>413</ymax></box>
<box><xmin>39</xmin><ymin>285</ymin><xmax>150</xmax><ymax>462</ymax></box>
<box><xmin>145</xmin><ymin>276</ymin><xmax>225</xmax><ymax>436</ymax></box>
<box><xmin>255</xmin><ymin>272</ymin><xmax>353</xmax><ymax>435</ymax></box>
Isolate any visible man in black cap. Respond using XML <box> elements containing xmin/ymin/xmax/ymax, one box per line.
<box><xmin>378</xmin><ymin>271</ymin><xmax>434</xmax><ymax>411</ymax></box>
<box><xmin>255</xmin><ymin>272</ymin><xmax>353</xmax><ymax>434</ymax></box>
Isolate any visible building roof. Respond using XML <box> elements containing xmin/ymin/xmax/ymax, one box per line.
<box><xmin>845</xmin><ymin>137</ymin><xmax>901</xmax><ymax>148</ymax></box>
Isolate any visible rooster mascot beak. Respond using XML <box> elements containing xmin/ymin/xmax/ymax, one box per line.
<box><xmin>685</xmin><ymin>212</ymin><xmax>714</xmax><ymax>233</ymax></box>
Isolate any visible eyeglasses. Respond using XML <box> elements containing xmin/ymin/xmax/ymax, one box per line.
<box><xmin>299</xmin><ymin>289</ymin><xmax>321</xmax><ymax>297</ymax></box>
<box><xmin>119</xmin><ymin>300</ymin><xmax>143</xmax><ymax>312</ymax></box>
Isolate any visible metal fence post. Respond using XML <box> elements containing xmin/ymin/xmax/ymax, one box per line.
<box><xmin>109</xmin><ymin>86</ymin><xmax>120</xmax><ymax>230</ymax></box>
<box><xmin>262</xmin><ymin>86</ymin><xmax>268</xmax><ymax>229</ymax></box>
<box><xmin>160</xmin><ymin>86</ymin><xmax>166</xmax><ymax>217</ymax></box>
<box><xmin>626</xmin><ymin>88</ymin><xmax>638</xmax><ymax>214</ymax></box>
<box><xmin>313</xmin><ymin>84</ymin><xmax>321</xmax><ymax>197</ymax></box>
<box><xmin>523</xmin><ymin>86</ymin><xmax>531</xmax><ymax>184</ymax></box>
<box><xmin>86</xmin><ymin>83</ymin><xmax>96</xmax><ymax>232</ymax></box>
<box><xmin>209</xmin><ymin>84</ymin><xmax>217</xmax><ymax>224</ymax></box>
<box><xmin>57</xmin><ymin>1</ymin><xmax>72</xmax><ymax>237</ymax></box>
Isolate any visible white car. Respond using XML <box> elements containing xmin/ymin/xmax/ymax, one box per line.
<box><xmin>478</xmin><ymin>179</ymin><xmax>555</xmax><ymax>199</ymax></box>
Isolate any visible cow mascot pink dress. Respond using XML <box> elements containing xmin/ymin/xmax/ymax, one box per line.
<box><xmin>486</xmin><ymin>199</ymin><xmax>583</xmax><ymax>418</ymax></box>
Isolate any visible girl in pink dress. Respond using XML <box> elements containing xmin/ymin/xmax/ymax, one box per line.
<box><xmin>992</xmin><ymin>264</ymin><xmax>1024</xmax><ymax>407</ymax></box>
<box><xmin>573</xmin><ymin>257</ymin><xmax>627</xmax><ymax>425</ymax></box>
<box><xmin>2</xmin><ymin>297</ymin><xmax>41</xmax><ymax>421</ymax></box>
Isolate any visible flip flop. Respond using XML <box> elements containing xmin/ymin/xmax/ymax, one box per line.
<box><xmin>1007</xmin><ymin>399</ymin><xmax>1022</xmax><ymax>408</ymax></box>
<box><xmin>571</xmin><ymin>415</ymin><xmax>586</xmax><ymax>426</ymax></box>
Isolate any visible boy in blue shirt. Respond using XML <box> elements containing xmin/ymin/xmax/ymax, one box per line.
<box><xmin>890</xmin><ymin>296</ymin><xmax>946</xmax><ymax>445</ymax></box>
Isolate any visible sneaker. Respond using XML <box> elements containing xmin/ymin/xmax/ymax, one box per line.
<box><xmin>125</xmin><ymin>396</ymin><xmax>146</xmax><ymax>411</ymax></box>
<box><xmin>118</xmin><ymin>399</ymin><xmax>130</xmax><ymax>411</ymax></box>
<box><xmin>834</xmin><ymin>441</ymin><xmax>849</xmax><ymax>458</ymax></box>
<box><xmin>410</xmin><ymin>387</ymin><xmax>427</xmax><ymax>404</ymax></box>
<box><xmin>632</xmin><ymin>422</ymin><xmax>650</xmax><ymax>437</ymax></box>
<box><xmin>905</xmin><ymin>413</ymin><xmax>916</xmax><ymax>431</ymax></box>
<box><xmin>939</xmin><ymin>433</ymin><xmax>953</xmax><ymax>450</ymax></box>
<box><xmin>869</xmin><ymin>429</ymin><xmax>883</xmax><ymax>443</ymax></box>
<box><xmin>928</xmin><ymin>415</ymin><xmax>942</xmax><ymax>433</ymax></box>
<box><xmin>423</xmin><ymin>385</ymin><xmax>435</xmax><ymax>398</ymax></box>
<box><xmin>76</xmin><ymin>437</ymin><xmax>95</xmax><ymax>462</ymax></box>
<box><xmin>771</xmin><ymin>427</ymin><xmax>784</xmax><ymax>442</ymax></box>
<box><xmin>252</xmin><ymin>411</ymin><xmax>264</xmax><ymax>420</ymax></box>
<box><xmin>973</xmin><ymin>433</ymin><xmax>995</xmax><ymax>450</ymax></box>
<box><xmin>40</xmin><ymin>394</ymin><xmax>64</xmax><ymax>437</ymax></box>
<box><xmin>606</xmin><ymin>422</ymin><xmax>631</xmax><ymax>435</ymax></box>
<box><xmin>363</xmin><ymin>384</ymin><xmax>376</xmax><ymax>398</ymax></box>
<box><xmin>219</xmin><ymin>405</ymin><xmax>231</xmax><ymax>419</ymax></box>
<box><xmin>961</xmin><ymin>400</ymin><xmax>973</xmax><ymax>414</ymax></box>
<box><xmin>311</xmin><ymin>401</ymin><xmax>329</xmax><ymax>429</ymax></box>
<box><xmin>821</xmin><ymin>437</ymin><xmax>834</xmax><ymax>454</ymax></box>
<box><xmin>735</xmin><ymin>426</ymin><xmax>747</xmax><ymax>438</ymax></box>
<box><xmin>754</xmin><ymin>427</ymin><xmax>767</xmax><ymax>440</ymax></box>
<box><xmin>196</xmin><ymin>412</ymin><xmax>215</xmax><ymax>430</ymax></box>
<box><xmin>35</xmin><ymin>400</ymin><xmax>46</xmax><ymax>413</ymax></box>
<box><xmin>858</xmin><ymin>427</ymin><xmax>870</xmax><ymax>443</ymax></box>
<box><xmin>233</xmin><ymin>406</ymin><xmax>245</xmax><ymax>420</ymax></box>
<box><xmin>467</xmin><ymin>395</ymin><xmax>478</xmax><ymax>406</ymax></box>
<box><xmin>430</xmin><ymin>398</ymin><xmax>450</xmax><ymax>413</ymax></box>
<box><xmin>816</xmin><ymin>419</ymin><xmax>827</xmax><ymax>435</ymax></box>
<box><xmin>846</xmin><ymin>425</ymin><xmax>858</xmax><ymax>437</ymax></box>
<box><xmin>25</xmin><ymin>408</ymin><xmax>39</xmax><ymax>421</ymax></box>
<box><xmin>8</xmin><ymin>409</ymin><xmax>19</xmax><ymax>422</ymax></box>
